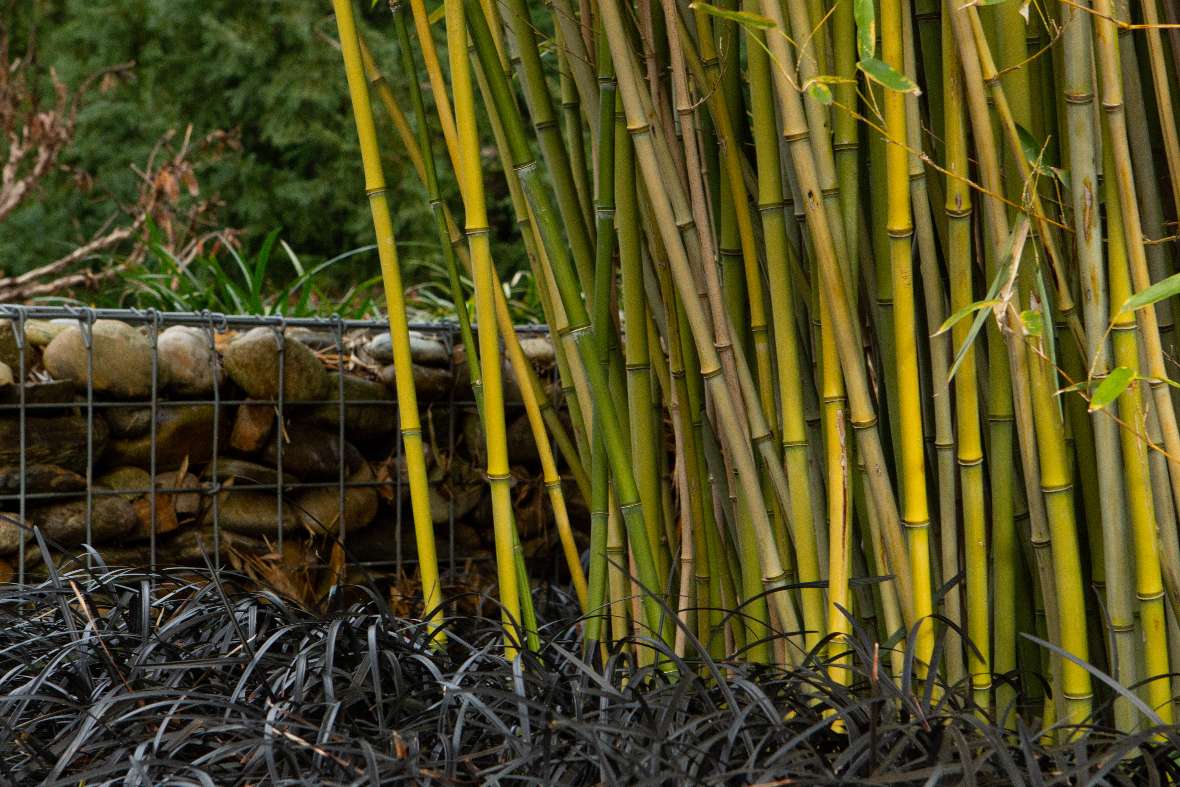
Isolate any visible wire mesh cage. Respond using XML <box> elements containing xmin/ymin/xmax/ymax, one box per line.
<box><xmin>0</xmin><ymin>305</ymin><xmax>572</xmax><ymax>599</ymax></box>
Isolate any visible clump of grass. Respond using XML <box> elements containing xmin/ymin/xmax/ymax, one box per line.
<box><xmin>118</xmin><ymin>225</ymin><xmax>384</xmax><ymax>318</ymax></box>
<box><xmin>1</xmin><ymin>560</ymin><xmax>1176</xmax><ymax>784</ymax></box>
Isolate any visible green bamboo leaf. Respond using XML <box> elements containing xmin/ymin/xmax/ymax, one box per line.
<box><xmin>1119</xmin><ymin>270</ymin><xmax>1180</xmax><ymax>315</ymax></box>
<box><xmin>807</xmin><ymin>81</ymin><xmax>833</xmax><ymax>105</ymax></box>
<box><xmin>1016</xmin><ymin>123</ymin><xmax>1053</xmax><ymax>176</ymax></box>
<box><xmin>853</xmin><ymin>0</ymin><xmax>875</xmax><ymax>60</ymax></box>
<box><xmin>688</xmin><ymin>2</ymin><xmax>775</xmax><ymax>29</ymax></box>
<box><xmin>1089</xmin><ymin>366</ymin><xmax>1135</xmax><ymax>412</ymax></box>
<box><xmin>947</xmin><ymin>217</ymin><xmax>1030</xmax><ymax>382</ymax></box>
<box><xmin>1020</xmin><ymin>309</ymin><xmax>1043</xmax><ymax>336</ymax></box>
<box><xmin>857</xmin><ymin>57</ymin><xmax>921</xmax><ymax>95</ymax></box>
<box><xmin>934</xmin><ymin>299</ymin><xmax>1000</xmax><ymax>336</ymax></box>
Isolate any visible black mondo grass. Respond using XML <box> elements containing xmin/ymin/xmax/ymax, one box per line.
<box><xmin>0</xmin><ymin>565</ymin><xmax>1175</xmax><ymax>785</ymax></box>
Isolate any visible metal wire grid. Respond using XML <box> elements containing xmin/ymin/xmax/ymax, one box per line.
<box><xmin>0</xmin><ymin>305</ymin><xmax>551</xmax><ymax>584</ymax></box>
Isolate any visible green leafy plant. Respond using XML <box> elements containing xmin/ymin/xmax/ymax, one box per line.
<box><xmin>119</xmin><ymin>225</ymin><xmax>383</xmax><ymax>318</ymax></box>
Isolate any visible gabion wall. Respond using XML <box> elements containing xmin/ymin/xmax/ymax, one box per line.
<box><xmin>0</xmin><ymin>305</ymin><xmax>573</xmax><ymax>589</ymax></box>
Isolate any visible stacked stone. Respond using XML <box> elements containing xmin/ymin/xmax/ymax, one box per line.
<box><xmin>0</xmin><ymin>319</ymin><xmax>574</xmax><ymax>580</ymax></box>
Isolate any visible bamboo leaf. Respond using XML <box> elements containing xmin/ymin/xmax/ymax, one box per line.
<box><xmin>1089</xmin><ymin>366</ymin><xmax>1135</xmax><ymax>412</ymax></box>
<box><xmin>947</xmin><ymin>217</ymin><xmax>1030</xmax><ymax>382</ymax></box>
<box><xmin>807</xmin><ymin>81</ymin><xmax>833</xmax><ymax>105</ymax></box>
<box><xmin>934</xmin><ymin>299</ymin><xmax>1000</xmax><ymax>336</ymax></box>
<box><xmin>853</xmin><ymin>0</ymin><xmax>875</xmax><ymax>60</ymax></box>
<box><xmin>1020</xmin><ymin>309</ymin><xmax>1043</xmax><ymax>336</ymax></box>
<box><xmin>688</xmin><ymin>2</ymin><xmax>775</xmax><ymax>29</ymax></box>
<box><xmin>1016</xmin><ymin>123</ymin><xmax>1053</xmax><ymax>175</ymax></box>
<box><xmin>1119</xmin><ymin>270</ymin><xmax>1180</xmax><ymax>315</ymax></box>
<box><xmin>857</xmin><ymin>58</ymin><xmax>921</xmax><ymax>95</ymax></box>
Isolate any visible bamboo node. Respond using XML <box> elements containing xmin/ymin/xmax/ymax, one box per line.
<box><xmin>1063</xmin><ymin>91</ymin><xmax>1094</xmax><ymax>105</ymax></box>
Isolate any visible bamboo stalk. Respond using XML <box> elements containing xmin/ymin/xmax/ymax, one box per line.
<box><xmin>331</xmin><ymin>0</ymin><xmax>444</xmax><ymax>640</ymax></box>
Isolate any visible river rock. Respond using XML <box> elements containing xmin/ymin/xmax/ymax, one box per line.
<box><xmin>0</xmin><ymin>362</ymin><xmax>12</xmax><ymax>387</ymax></box>
<box><xmin>0</xmin><ymin>379</ymin><xmax>74</xmax><ymax>406</ymax></box>
<box><xmin>26</xmin><ymin>526</ymin><xmax>267</xmax><ymax>570</ymax></box>
<box><xmin>518</xmin><ymin>335</ymin><xmax>555</xmax><ymax>366</ymax></box>
<box><xmin>377</xmin><ymin>363</ymin><xmax>454</xmax><ymax>401</ymax></box>
<box><xmin>428</xmin><ymin>479</ymin><xmax>484</xmax><ymax>525</ymax></box>
<box><xmin>204</xmin><ymin>457</ymin><xmax>297</xmax><ymax>489</ymax></box>
<box><xmin>0</xmin><ymin>321</ymin><xmax>20</xmax><ymax>370</ymax></box>
<box><xmin>222</xmin><ymin>327</ymin><xmax>328</xmax><ymax>402</ymax></box>
<box><xmin>230</xmin><ymin>403</ymin><xmax>274</xmax><ymax>453</ymax></box>
<box><xmin>293</xmin><ymin>463</ymin><xmax>378</xmax><ymax>535</ymax></box>
<box><xmin>0</xmin><ymin>515</ymin><xmax>29</xmax><ymax>555</ymax></box>
<box><xmin>288</xmin><ymin>328</ymin><xmax>337</xmax><ymax>352</ymax></box>
<box><xmin>24</xmin><ymin>319</ymin><xmax>68</xmax><ymax>347</ymax></box>
<box><xmin>505</xmin><ymin>412</ymin><xmax>541</xmax><ymax>466</ymax></box>
<box><xmin>105</xmin><ymin>404</ymin><xmax>228</xmax><ymax>469</ymax></box>
<box><xmin>28</xmin><ymin>494</ymin><xmax>137</xmax><ymax>546</ymax></box>
<box><xmin>0</xmin><ymin>414</ymin><xmax>107</xmax><ymax>474</ymax></box>
<box><xmin>43</xmin><ymin>320</ymin><xmax>157</xmax><ymax>398</ymax></box>
<box><xmin>346</xmin><ymin>519</ymin><xmax>486</xmax><ymax>563</ymax></box>
<box><xmin>158</xmin><ymin>326</ymin><xmax>223</xmax><ymax>395</ymax></box>
<box><xmin>0</xmin><ymin>464</ymin><xmax>87</xmax><ymax>495</ymax></box>
<box><xmin>98</xmin><ymin>466</ymin><xmax>152</xmax><ymax>499</ymax></box>
<box><xmin>161</xmin><ymin>527</ymin><xmax>268</xmax><ymax>562</ymax></box>
<box><xmin>104</xmin><ymin>407</ymin><xmax>152</xmax><ymax>438</ymax></box>
<box><xmin>305</xmin><ymin>372</ymin><xmax>395</xmax><ymax>438</ymax></box>
<box><xmin>366</xmin><ymin>331</ymin><xmax>450</xmax><ymax>367</ymax></box>
<box><xmin>260</xmin><ymin>423</ymin><xmax>362</xmax><ymax>481</ymax></box>
<box><xmin>202</xmin><ymin>490</ymin><xmax>300</xmax><ymax>537</ymax></box>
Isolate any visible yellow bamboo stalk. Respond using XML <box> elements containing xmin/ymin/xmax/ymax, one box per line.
<box><xmin>442</xmin><ymin>0</ymin><xmax>522</xmax><ymax>655</ymax></box>
<box><xmin>883</xmin><ymin>0</ymin><xmax>934</xmax><ymax>673</ymax></box>
<box><xmin>331</xmin><ymin>0</ymin><xmax>444</xmax><ymax>639</ymax></box>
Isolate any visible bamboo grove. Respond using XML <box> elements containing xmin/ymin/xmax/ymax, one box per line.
<box><xmin>332</xmin><ymin>0</ymin><xmax>1180</xmax><ymax>732</ymax></box>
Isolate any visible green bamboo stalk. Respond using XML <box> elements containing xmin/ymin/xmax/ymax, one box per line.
<box><xmin>757</xmin><ymin>0</ymin><xmax>917</xmax><ymax>628</ymax></box>
<box><xmin>942</xmin><ymin>13</ymin><xmax>989</xmax><ymax>713</ymax></box>
<box><xmin>1092</xmin><ymin>0</ymin><xmax>1180</xmax><ymax>662</ymax></box>
<box><xmin>1058</xmin><ymin>0</ymin><xmax>1136</xmax><ymax>732</ymax></box>
<box><xmin>1102</xmin><ymin>135</ymin><xmax>1174</xmax><ymax>726</ymax></box>
<box><xmin>746</xmin><ymin>7</ymin><xmax>824</xmax><ymax>653</ymax></box>
<box><xmin>467</xmin><ymin>0</ymin><xmax>669</xmax><ymax>641</ymax></box>
<box><xmin>386</xmin><ymin>4</ymin><xmax>584</xmax><ymax>625</ymax></box>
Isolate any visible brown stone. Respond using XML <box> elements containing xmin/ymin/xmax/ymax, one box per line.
<box><xmin>260</xmin><ymin>423</ymin><xmax>362</xmax><ymax>481</ymax></box>
<box><xmin>28</xmin><ymin>494</ymin><xmax>137</xmax><ymax>546</ymax></box>
<box><xmin>230</xmin><ymin>403</ymin><xmax>274</xmax><ymax>453</ymax></box>
<box><xmin>222</xmin><ymin>326</ymin><xmax>329</xmax><ymax>402</ymax></box>
<box><xmin>0</xmin><ymin>464</ymin><xmax>87</xmax><ymax>495</ymax></box>
<box><xmin>293</xmin><ymin>463</ymin><xmax>379</xmax><ymax>536</ymax></box>
<box><xmin>0</xmin><ymin>414</ymin><xmax>108</xmax><ymax>475</ymax></box>
<box><xmin>105</xmin><ymin>404</ymin><xmax>229</xmax><ymax>469</ymax></box>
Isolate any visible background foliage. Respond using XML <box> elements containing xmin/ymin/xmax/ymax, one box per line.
<box><xmin>2</xmin><ymin>0</ymin><xmax>528</xmax><ymax>306</ymax></box>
